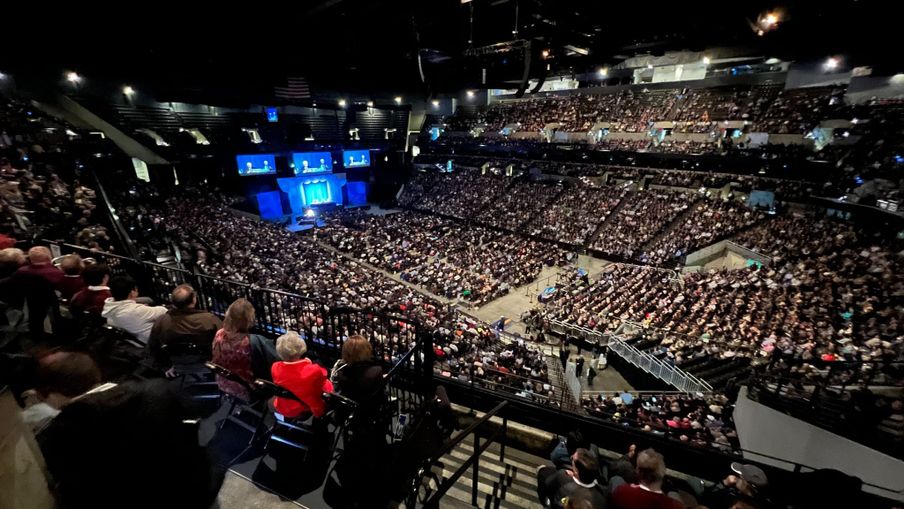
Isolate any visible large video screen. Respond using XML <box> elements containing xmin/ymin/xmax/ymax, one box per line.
<box><xmin>342</xmin><ymin>149</ymin><xmax>371</xmax><ymax>169</ymax></box>
<box><xmin>236</xmin><ymin>154</ymin><xmax>277</xmax><ymax>176</ymax></box>
<box><xmin>292</xmin><ymin>152</ymin><xmax>333</xmax><ymax>175</ymax></box>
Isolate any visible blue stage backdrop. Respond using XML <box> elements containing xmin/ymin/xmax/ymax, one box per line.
<box><xmin>277</xmin><ymin>174</ymin><xmax>347</xmax><ymax>216</ymax></box>
<box><xmin>256</xmin><ymin>190</ymin><xmax>283</xmax><ymax>220</ymax></box>
<box><xmin>302</xmin><ymin>180</ymin><xmax>331</xmax><ymax>205</ymax></box>
<box><xmin>346</xmin><ymin>181</ymin><xmax>368</xmax><ymax>206</ymax></box>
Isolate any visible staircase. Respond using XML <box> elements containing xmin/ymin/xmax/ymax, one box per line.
<box><xmin>637</xmin><ymin>199</ymin><xmax>699</xmax><ymax>255</ymax></box>
<box><xmin>583</xmin><ymin>194</ymin><xmax>630</xmax><ymax>248</ymax></box>
<box><xmin>545</xmin><ymin>354</ymin><xmax>583</xmax><ymax>414</ymax></box>
<box><xmin>428</xmin><ymin>439</ymin><xmax>545</xmax><ymax>509</ymax></box>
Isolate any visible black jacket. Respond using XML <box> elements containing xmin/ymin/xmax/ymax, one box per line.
<box><xmin>333</xmin><ymin>360</ymin><xmax>385</xmax><ymax>405</ymax></box>
<box><xmin>39</xmin><ymin>380</ymin><xmax>224</xmax><ymax>509</ymax></box>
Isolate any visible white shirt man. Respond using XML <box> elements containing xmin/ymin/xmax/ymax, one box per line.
<box><xmin>101</xmin><ymin>275</ymin><xmax>168</xmax><ymax>344</ymax></box>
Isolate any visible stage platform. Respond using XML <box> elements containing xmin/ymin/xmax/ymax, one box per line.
<box><xmin>285</xmin><ymin>222</ymin><xmax>321</xmax><ymax>233</ymax></box>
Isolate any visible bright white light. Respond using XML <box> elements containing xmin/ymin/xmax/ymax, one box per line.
<box><xmin>646</xmin><ymin>64</ymin><xmax>653</xmax><ymax>69</ymax></box>
<box><xmin>0</xmin><ymin>71</ymin><xmax>6</xmax><ymax>80</ymax></box>
<box><xmin>764</xmin><ymin>13</ymin><xmax>779</xmax><ymax>26</ymax></box>
<box><xmin>394</xmin><ymin>96</ymin><xmax>402</xmax><ymax>104</ymax></box>
<box><xmin>304</xmin><ymin>209</ymin><xmax>316</xmax><ymax>218</ymax></box>
<box><xmin>824</xmin><ymin>57</ymin><xmax>839</xmax><ymax>70</ymax></box>
<box><xmin>338</xmin><ymin>99</ymin><xmax>347</xmax><ymax>107</ymax></box>
<box><xmin>431</xmin><ymin>100</ymin><xmax>440</xmax><ymax>108</ymax></box>
<box><xmin>542</xmin><ymin>49</ymin><xmax>550</xmax><ymax>58</ymax></box>
<box><xmin>66</xmin><ymin>72</ymin><xmax>81</xmax><ymax>83</ymax></box>
<box><xmin>702</xmin><ymin>56</ymin><xmax>711</xmax><ymax>65</ymax></box>
<box><xmin>366</xmin><ymin>100</ymin><xmax>374</xmax><ymax>107</ymax></box>
<box><xmin>598</xmin><ymin>67</ymin><xmax>608</xmax><ymax>77</ymax></box>
<box><xmin>466</xmin><ymin>90</ymin><xmax>475</xmax><ymax>98</ymax></box>
<box><xmin>123</xmin><ymin>86</ymin><xmax>134</xmax><ymax>96</ymax></box>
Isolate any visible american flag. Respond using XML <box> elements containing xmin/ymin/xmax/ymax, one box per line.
<box><xmin>274</xmin><ymin>77</ymin><xmax>311</xmax><ymax>100</ymax></box>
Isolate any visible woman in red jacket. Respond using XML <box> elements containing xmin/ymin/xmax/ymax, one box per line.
<box><xmin>271</xmin><ymin>331</ymin><xmax>333</xmax><ymax>419</ymax></box>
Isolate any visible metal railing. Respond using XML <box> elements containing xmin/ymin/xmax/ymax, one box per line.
<box><xmin>747</xmin><ymin>359</ymin><xmax>904</xmax><ymax>458</ymax></box>
<box><xmin>547</xmin><ymin>318</ymin><xmax>609</xmax><ymax>345</ymax></box>
<box><xmin>46</xmin><ymin>242</ymin><xmax>434</xmax><ymax>386</ymax></box>
<box><xmin>409</xmin><ymin>401</ymin><xmax>510</xmax><ymax>509</ymax></box>
<box><xmin>607</xmin><ymin>336</ymin><xmax>711</xmax><ymax>393</ymax></box>
<box><xmin>542</xmin><ymin>316</ymin><xmax>710</xmax><ymax>394</ymax></box>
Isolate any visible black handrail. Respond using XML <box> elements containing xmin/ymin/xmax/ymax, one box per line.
<box><xmin>735</xmin><ymin>445</ymin><xmax>903</xmax><ymax>494</ymax></box>
<box><xmin>90</xmin><ymin>170</ymin><xmax>141</xmax><ymax>261</ymax></box>
<box><xmin>417</xmin><ymin>401</ymin><xmax>509</xmax><ymax>508</ymax></box>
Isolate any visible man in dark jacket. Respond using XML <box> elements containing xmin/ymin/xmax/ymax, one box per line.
<box><xmin>537</xmin><ymin>448</ymin><xmax>607</xmax><ymax>509</ymax></box>
<box><xmin>147</xmin><ymin>284</ymin><xmax>222</xmax><ymax>371</ymax></box>
<box><xmin>39</xmin><ymin>379</ymin><xmax>224</xmax><ymax>509</ymax></box>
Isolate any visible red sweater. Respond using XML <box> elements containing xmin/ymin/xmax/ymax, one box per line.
<box><xmin>271</xmin><ymin>359</ymin><xmax>334</xmax><ymax>418</ymax></box>
<box><xmin>611</xmin><ymin>484</ymin><xmax>685</xmax><ymax>509</ymax></box>
<box><xmin>70</xmin><ymin>287</ymin><xmax>112</xmax><ymax>316</ymax></box>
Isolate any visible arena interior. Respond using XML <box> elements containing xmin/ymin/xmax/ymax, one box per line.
<box><xmin>2</xmin><ymin>2</ymin><xmax>904</xmax><ymax>509</ymax></box>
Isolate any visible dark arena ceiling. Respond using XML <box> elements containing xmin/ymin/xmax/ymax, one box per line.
<box><xmin>1</xmin><ymin>0</ymin><xmax>897</xmax><ymax>104</ymax></box>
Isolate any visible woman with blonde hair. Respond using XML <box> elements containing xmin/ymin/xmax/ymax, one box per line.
<box><xmin>211</xmin><ymin>298</ymin><xmax>278</xmax><ymax>401</ymax></box>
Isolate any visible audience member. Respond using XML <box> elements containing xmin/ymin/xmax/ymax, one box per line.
<box><xmin>331</xmin><ymin>334</ymin><xmax>385</xmax><ymax>405</ymax></box>
<box><xmin>537</xmin><ymin>448</ymin><xmax>608</xmax><ymax>509</ymax></box>
<box><xmin>101</xmin><ymin>274</ymin><xmax>168</xmax><ymax>343</ymax></box>
<box><xmin>701</xmin><ymin>462</ymin><xmax>769</xmax><ymax>509</ymax></box>
<box><xmin>147</xmin><ymin>284</ymin><xmax>222</xmax><ymax>370</ymax></box>
<box><xmin>39</xmin><ymin>379</ymin><xmax>224</xmax><ymax>509</ymax></box>
<box><xmin>68</xmin><ymin>263</ymin><xmax>111</xmax><ymax>316</ymax></box>
<box><xmin>609</xmin><ymin>448</ymin><xmax>683</xmax><ymax>509</ymax></box>
<box><xmin>20</xmin><ymin>351</ymin><xmax>103</xmax><ymax>434</ymax></box>
<box><xmin>211</xmin><ymin>298</ymin><xmax>278</xmax><ymax>401</ymax></box>
<box><xmin>56</xmin><ymin>254</ymin><xmax>86</xmax><ymax>301</ymax></box>
<box><xmin>271</xmin><ymin>331</ymin><xmax>334</xmax><ymax>419</ymax></box>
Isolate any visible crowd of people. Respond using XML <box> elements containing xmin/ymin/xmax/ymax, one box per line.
<box><xmin>581</xmin><ymin>392</ymin><xmax>739</xmax><ymax>452</ymax></box>
<box><xmin>0</xmin><ymin>96</ymin><xmax>113</xmax><ymax>252</ymax></box>
<box><xmin>589</xmin><ymin>190</ymin><xmax>695</xmax><ymax>260</ymax></box>
<box><xmin>525</xmin><ymin>185</ymin><xmax>625</xmax><ymax>245</ymax></box>
<box><xmin>433</xmin><ymin>314</ymin><xmax>559</xmax><ymax>404</ymax></box>
<box><xmin>316</xmin><ymin>208</ymin><xmax>570</xmax><ymax>305</ymax></box>
<box><xmin>448</xmin><ymin>84</ymin><xmax>848</xmax><ymax>137</ymax></box>
<box><xmin>411</xmin><ymin>169</ymin><xmax>510</xmax><ymax>219</ymax></box>
<box><xmin>542</xmin><ymin>211</ymin><xmax>903</xmax><ymax>383</ymax></box>
<box><xmin>640</xmin><ymin>198</ymin><xmax>764</xmax><ymax>266</ymax></box>
<box><xmin>474</xmin><ymin>180</ymin><xmax>561</xmax><ymax>230</ymax></box>
<box><xmin>400</xmin><ymin>169</ymin><xmax>769</xmax><ymax>267</ymax></box>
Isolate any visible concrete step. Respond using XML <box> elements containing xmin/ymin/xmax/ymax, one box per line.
<box><xmin>455</xmin><ymin>439</ymin><xmax>548</xmax><ymax>474</ymax></box>
<box><xmin>436</xmin><ymin>454</ymin><xmax>537</xmax><ymax>502</ymax></box>
<box><xmin>431</xmin><ymin>438</ymin><xmax>547</xmax><ymax>509</ymax></box>
<box><xmin>441</xmin><ymin>483</ymin><xmax>543</xmax><ymax>509</ymax></box>
<box><xmin>449</xmin><ymin>444</ymin><xmax>544</xmax><ymax>478</ymax></box>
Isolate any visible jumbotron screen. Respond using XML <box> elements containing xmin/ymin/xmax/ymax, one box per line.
<box><xmin>292</xmin><ymin>152</ymin><xmax>333</xmax><ymax>175</ymax></box>
<box><xmin>236</xmin><ymin>154</ymin><xmax>277</xmax><ymax>176</ymax></box>
<box><xmin>342</xmin><ymin>149</ymin><xmax>371</xmax><ymax>168</ymax></box>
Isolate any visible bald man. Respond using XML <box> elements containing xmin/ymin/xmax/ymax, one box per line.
<box><xmin>147</xmin><ymin>284</ymin><xmax>222</xmax><ymax>371</ymax></box>
<box><xmin>7</xmin><ymin>246</ymin><xmax>65</xmax><ymax>335</ymax></box>
<box><xmin>17</xmin><ymin>247</ymin><xmax>64</xmax><ymax>287</ymax></box>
